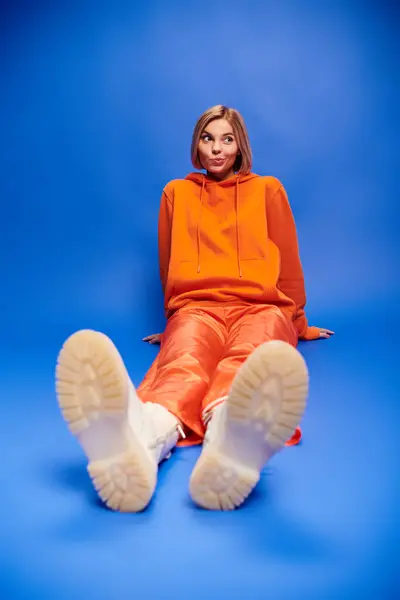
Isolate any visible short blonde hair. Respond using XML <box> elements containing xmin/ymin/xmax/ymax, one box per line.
<box><xmin>191</xmin><ymin>105</ymin><xmax>252</xmax><ymax>175</ymax></box>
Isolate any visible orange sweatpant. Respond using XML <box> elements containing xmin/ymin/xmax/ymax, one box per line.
<box><xmin>137</xmin><ymin>301</ymin><xmax>302</xmax><ymax>447</ymax></box>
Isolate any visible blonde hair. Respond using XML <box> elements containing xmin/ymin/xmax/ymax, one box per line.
<box><xmin>190</xmin><ymin>105</ymin><xmax>252</xmax><ymax>175</ymax></box>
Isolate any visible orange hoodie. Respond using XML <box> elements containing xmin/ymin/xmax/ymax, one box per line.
<box><xmin>158</xmin><ymin>172</ymin><xmax>320</xmax><ymax>340</ymax></box>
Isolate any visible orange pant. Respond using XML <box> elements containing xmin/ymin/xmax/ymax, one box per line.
<box><xmin>138</xmin><ymin>301</ymin><xmax>302</xmax><ymax>447</ymax></box>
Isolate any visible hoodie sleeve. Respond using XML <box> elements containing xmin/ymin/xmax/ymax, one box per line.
<box><xmin>266</xmin><ymin>183</ymin><xmax>319</xmax><ymax>341</ymax></box>
<box><xmin>158</xmin><ymin>188</ymin><xmax>173</xmax><ymax>295</ymax></box>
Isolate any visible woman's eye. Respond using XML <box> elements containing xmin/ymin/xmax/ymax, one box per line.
<box><xmin>224</xmin><ymin>136</ymin><xmax>234</xmax><ymax>143</ymax></box>
<box><xmin>202</xmin><ymin>135</ymin><xmax>211</xmax><ymax>142</ymax></box>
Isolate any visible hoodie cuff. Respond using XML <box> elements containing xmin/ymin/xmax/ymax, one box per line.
<box><xmin>300</xmin><ymin>326</ymin><xmax>321</xmax><ymax>341</ymax></box>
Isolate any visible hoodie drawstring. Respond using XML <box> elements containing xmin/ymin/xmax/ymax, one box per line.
<box><xmin>196</xmin><ymin>174</ymin><xmax>242</xmax><ymax>278</ymax></box>
<box><xmin>235</xmin><ymin>176</ymin><xmax>242</xmax><ymax>278</ymax></box>
<box><xmin>197</xmin><ymin>177</ymin><xmax>205</xmax><ymax>273</ymax></box>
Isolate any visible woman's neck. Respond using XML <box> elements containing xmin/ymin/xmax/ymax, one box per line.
<box><xmin>206</xmin><ymin>169</ymin><xmax>236</xmax><ymax>182</ymax></box>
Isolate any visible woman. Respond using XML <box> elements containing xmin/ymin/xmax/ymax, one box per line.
<box><xmin>55</xmin><ymin>105</ymin><xmax>334</xmax><ymax>514</ymax></box>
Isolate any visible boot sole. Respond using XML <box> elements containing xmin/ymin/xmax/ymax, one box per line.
<box><xmin>55</xmin><ymin>329</ymin><xmax>156</xmax><ymax>512</ymax></box>
<box><xmin>189</xmin><ymin>340</ymin><xmax>309</xmax><ymax>510</ymax></box>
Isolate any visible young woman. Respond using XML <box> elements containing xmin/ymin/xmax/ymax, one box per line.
<box><xmin>55</xmin><ymin>105</ymin><xmax>334</xmax><ymax>514</ymax></box>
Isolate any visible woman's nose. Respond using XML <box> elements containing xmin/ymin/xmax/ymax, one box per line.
<box><xmin>212</xmin><ymin>143</ymin><xmax>222</xmax><ymax>154</ymax></box>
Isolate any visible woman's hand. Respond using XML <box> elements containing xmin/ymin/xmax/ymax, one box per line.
<box><xmin>142</xmin><ymin>333</ymin><xmax>162</xmax><ymax>345</ymax></box>
<box><xmin>318</xmin><ymin>328</ymin><xmax>335</xmax><ymax>339</ymax></box>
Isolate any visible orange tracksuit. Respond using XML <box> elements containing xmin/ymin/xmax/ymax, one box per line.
<box><xmin>138</xmin><ymin>173</ymin><xmax>320</xmax><ymax>446</ymax></box>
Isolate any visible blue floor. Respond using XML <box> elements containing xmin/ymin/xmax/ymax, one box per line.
<box><xmin>1</xmin><ymin>2</ymin><xmax>399</xmax><ymax>599</ymax></box>
<box><xmin>1</xmin><ymin>307</ymin><xmax>399</xmax><ymax>599</ymax></box>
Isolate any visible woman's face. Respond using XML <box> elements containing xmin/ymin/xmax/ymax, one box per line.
<box><xmin>198</xmin><ymin>118</ymin><xmax>239</xmax><ymax>180</ymax></box>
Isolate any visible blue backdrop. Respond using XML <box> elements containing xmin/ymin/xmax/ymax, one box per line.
<box><xmin>1</xmin><ymin>1</ymin><xmax>399</xmax><ymax>599</ymax></box>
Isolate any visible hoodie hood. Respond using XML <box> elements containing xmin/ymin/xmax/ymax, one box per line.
<box><xmin>185</xmin><ymin>172</ymin><xmax>260</xmax><ymax>186</ymax></box>
<box><xmin>184</xmin><ymin>172</ymin><xmax>261</xmax><ymax>278</ymax></box>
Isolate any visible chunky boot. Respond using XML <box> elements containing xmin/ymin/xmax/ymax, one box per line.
<box><xmin>189</xmin><ymin>340</ymin><xmax>309</xmax><ymax>510</ymax></box>
<box><xmin>55</xmin><ymin>329</ymin><xmax>182</xmax><ymax>512</ymax></box>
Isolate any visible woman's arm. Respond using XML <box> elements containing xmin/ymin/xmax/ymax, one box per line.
<box><xmin>266</xmin><ymin>183</ymin><xmax>333</xmax><ymax>340</ymax></box>
<box><xmin>142</xmin><ymin>188</ymin><xmax>173</xmax><ymax>344</ymax></box>
<box><xmin>158</xmin><ymin>188</ymin><xmax>173</xmax><ymax>296</ymax></box>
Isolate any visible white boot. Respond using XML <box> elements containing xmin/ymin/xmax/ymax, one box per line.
<box><xmin>55</xmin><ymin>329</ymin><xmax>182</xmax><ymax>512</ymax></box>
<box><xmin>189</xmin><ymin>340</ymin><xmax>309</xmax><ymax>511</ymax></box>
